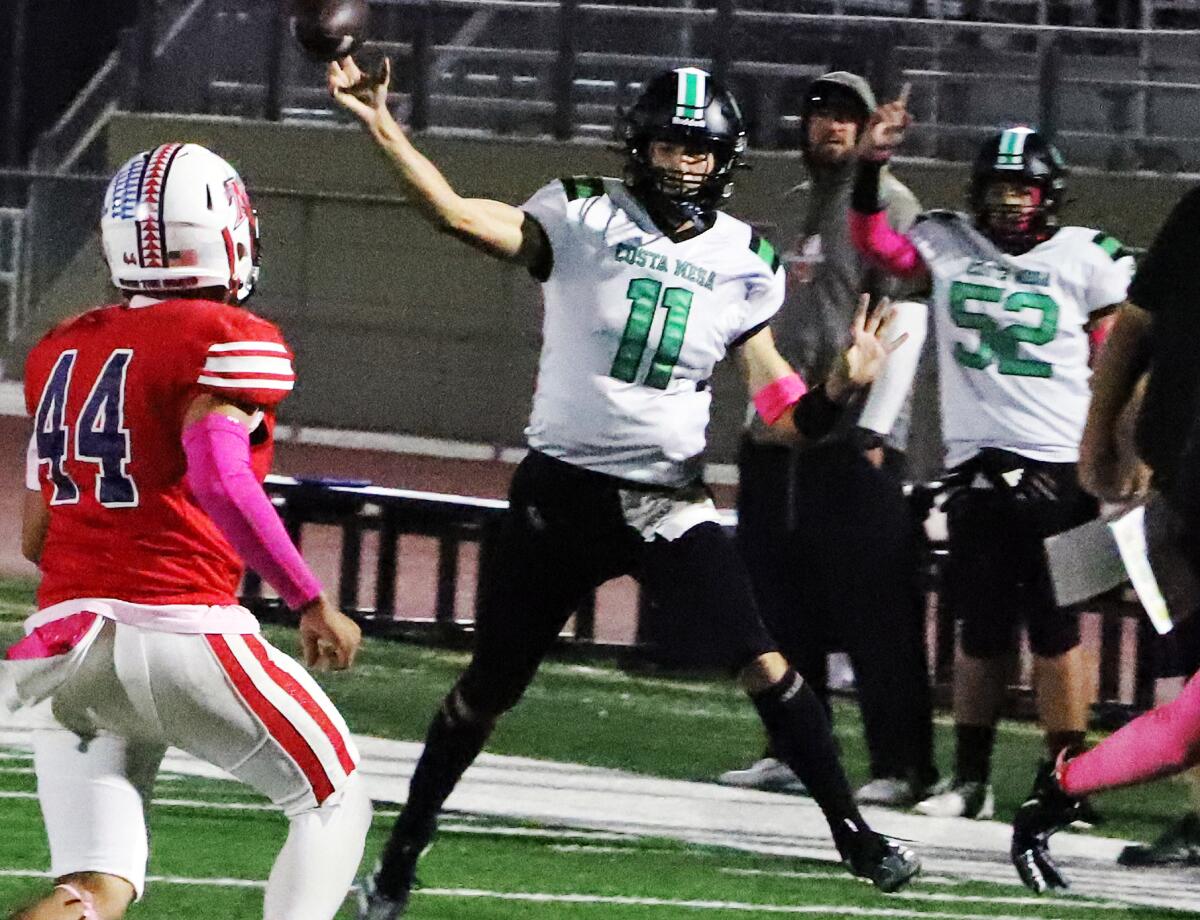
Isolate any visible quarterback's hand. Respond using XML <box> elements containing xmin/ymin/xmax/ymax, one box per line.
<box><xmin>299</xmin><ymin>594</ymin><xmax>362</xmax><ymax>671</ymax></box>
<box><xmin>1011</xmin><ymin>759</ymin><xmax>1082</xmax><ymax>893</ymax></box>
<box><xmin>858</xmin><ymin>83</ymin><xmax>911</xmax><ymax>162</ymax></box>
<box><xmin>328</xmin><ymin>54</ymin><xmax>392</xmax><ymax>132</ymax></box>
<box><xmin>828</xmin><ymin>296</ymin><xmax>909</xmax><ymax>402</ymax></box>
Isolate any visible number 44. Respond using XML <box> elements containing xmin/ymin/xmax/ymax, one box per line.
<box><xmin>34</xmin><ymin>349</ymin><xmax>139</xmax><ymax>507</ymax></box>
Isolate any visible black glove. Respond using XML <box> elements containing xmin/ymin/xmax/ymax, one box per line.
<box><xmin>1011</xmin><ymin>759</ymin><xmax>1084</xmax><ymax>893</ymax></box>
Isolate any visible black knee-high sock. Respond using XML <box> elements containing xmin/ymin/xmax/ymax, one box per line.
<box><xmin>750</xmin><ymin>670</ymin><xmax>868</xmax><ymax>849</ymax></box>
<box><xmin>376</xmin><ymin>695</ymin><xmax>493</xmax><ymax>897</ymax></box>
<box><xmin>955</xmin><ymin>723</ymin><xmax>997</xmax><ymax>783</ymax></box>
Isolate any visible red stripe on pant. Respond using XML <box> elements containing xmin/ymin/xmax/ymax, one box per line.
<box><xmin>243</xmin><ymin>634</ymin><xmax>356</xmax><ymax>775</ymax></box>
<box><xmin>206</xmin><ymin>634</ymin><xmax>335</xmax><ymax>804</ymax></box>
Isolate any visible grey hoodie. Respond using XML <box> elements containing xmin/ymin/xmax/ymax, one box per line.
<box><xmin>749</xmin><ymin>72</ymin><xmax>922</xmax><ymax>445</ymax></box>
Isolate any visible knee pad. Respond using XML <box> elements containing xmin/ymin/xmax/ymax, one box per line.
<box><xmin>444</xmin><ymin>683</ymin><xmax>504</xmax><ymax>729</ymax></box>
<box><xmin>453</xmin><ymin>664</ymin><xmax>531</xmax><ymax>723</ymax></box>
<box><xmin>1027</xmin><ymin>607</ymin><xmax>1081</xmax><ymax>658</ymax></box>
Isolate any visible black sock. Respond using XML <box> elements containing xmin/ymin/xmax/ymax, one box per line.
<box><xmin>1045</xmin><ymin>730</ymin><xmax>1086</xmax><ymax>761</ymax></box>
<box><xmin>750</xmin><ymin>670</ymin><xmax>867</xmax><ymax>847</ymax></box>
<box><xmin>376</xmin><ymin>695</ymin><xmax>493</xmax><ymax>898</ymax></box>
<box><xmin>954</xmin><ymin>723</ymin><xmax>997</xmax><ymax>784</ymax></box>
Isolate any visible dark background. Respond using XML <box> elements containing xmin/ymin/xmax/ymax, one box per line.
<box><xmin>2</xmin><ymin>0</ymin><xmax>138</xmax><ymax>166</ymax></box>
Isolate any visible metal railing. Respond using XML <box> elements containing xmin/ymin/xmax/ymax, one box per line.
<box><xmin>252</xmin><ymin>474</ymin><xmax>1158</xmax><ymax>716</ymax></box>
<box><xmin>0</xmin><ymin>208</ymin><xmax>25</xmax><ymax>346</ymax></box>
<box><xmin>136</xmin><ymin>0</ymin><xmax>1199</xmax><ymax>173</ymax></box>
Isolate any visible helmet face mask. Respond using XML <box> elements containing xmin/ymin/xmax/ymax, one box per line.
<box><xmin>102</xmin><ymin>143</ymin><xmax>261</xmax><ymax>304</ymax></box>
<box><xmin>620</xmin><ymin>67</ymin><xmax>747</xmax><ymax>229</ymax></box>
<box><xmin>642</xmin><ymin>136</ymin><xmax>725</xmax><ymax>200</ymax></box>
<box><xmin>979</xmin><ymin>180</ymin><xmax>1043</xmax><ymax>247</ymax></box>
<box><xmin>969</xmin><ymin>127</ymin><xmax>1066</xmax><ymax>255</ymax></box>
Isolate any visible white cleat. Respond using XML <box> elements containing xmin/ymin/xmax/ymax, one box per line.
<box><xmin>855</xmin><ymin>776</ymin><xmax>918</xmax><ymax>808</ymax></box>
<box><xmin>914</xmin><ymin>778</ymin><xmax>995</xmax><ymax>819</ymax></box>
<box><xmin>717</xmin><ymin>757</ymin><xmax>808</xmax><ymax>793</ymax></box>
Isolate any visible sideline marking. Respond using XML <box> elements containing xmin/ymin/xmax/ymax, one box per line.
<box><xmin>0</xmin><ymin>870</ymin><xmax>1097</xmax><ymax>918</ymax></box>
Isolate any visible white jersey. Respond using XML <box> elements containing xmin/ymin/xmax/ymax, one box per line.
<box><xmin>521</xmin><ymin>177</ymin><xmax>784</xmax><ymax>486</ymax></box>
<box><xmin>910</xmin><ymin>212</ymin><xmax>1133</xmax><ymax>468</ymax></box>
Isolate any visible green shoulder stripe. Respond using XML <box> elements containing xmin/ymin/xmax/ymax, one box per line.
<box><xmin>562</xmin><ymin>176</ymin><xmax>605</xmax><ymax>202</ymax></box>
<box><xmin>1092</xmin><ymin>232</ymin><xmax>1128</xmax><ymax>261</ymax></box>
<box><xmin>749</xmin><ymin>232</ymin><xmax>781</xmax><ymax>273</ymax></box>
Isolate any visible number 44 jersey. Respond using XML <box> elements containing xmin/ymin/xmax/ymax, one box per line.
<box><xmin>521</xmin><ymin>177</ymin><xmax>784</xmax><ymax>487</ymax></box>
<box><xmin>24</xmin><ymin>299</ymin><xmax>295</xmax><ymax>610</ymax></box>
<box><xmin>909</xmin><ymin>212</ymin><xmax>1134</xmax><ymax>468</ymax></box>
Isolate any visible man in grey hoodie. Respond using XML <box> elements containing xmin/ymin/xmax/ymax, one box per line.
<box><xmin>718</xmin><ymin>72</ymin><xmax>937</xmax><ymax>806</ymax></box>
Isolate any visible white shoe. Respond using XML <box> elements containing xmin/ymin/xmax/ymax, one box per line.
<box><xmin>717</xmin><ymin>757</ymin><xmax>808</xmax><ymax>793</ymax></box>
<box><xmin>855</xmin><ymin>776</ymin><xmax>917</xmax><ymax>807</ymax></box>
<box><xmin>914</xmin><ymin>778</ymin><xmax>994</xmax><ymax>819</ymax></box>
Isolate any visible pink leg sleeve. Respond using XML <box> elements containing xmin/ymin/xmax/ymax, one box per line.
<box><xmin>182</xmin><ymin>414</ymin><xmax>323</xmax><ymax>611</ymax></box>
<box><xmin>1060</xmin><ymin>670</ymin><xmax>1200</xmax><ymax>796</ymax></box>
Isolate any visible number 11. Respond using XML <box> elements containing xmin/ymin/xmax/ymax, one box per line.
<box><xmin>609</xmin><ymin>277</ymin><xmax>693</xmax><ymax>389</ymax></box>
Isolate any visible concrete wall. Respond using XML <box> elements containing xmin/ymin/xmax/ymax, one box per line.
<box><xmin>15</xmin><ymin>112</ymin><xmax>1199</xmax><ymax>465</ymax></box>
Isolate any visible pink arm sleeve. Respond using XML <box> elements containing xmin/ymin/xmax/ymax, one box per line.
<box><xmin>848</xmin><ymin>210</ymin><xmax>928</xmax><ymax>280</ymax></box>
<box><xmin>182</xmin><ymin>414</ymin><xmax>322</xmax><ymax>611</ymax></box>
<box><xmin>1060</xmin><ymin>669</ymin><xmax>1200</xmax><ymax>796</ymax></box>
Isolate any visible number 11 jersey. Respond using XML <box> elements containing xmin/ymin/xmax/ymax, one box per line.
<box><xmin>909</xmin><ymin>212</ymin><xmax>1133</xmax><ymax>468</ymax></box>
<box><xmin>521</xmin><ymin>177</ymin><xmax>784</xmax><ymax>487</ymax></box>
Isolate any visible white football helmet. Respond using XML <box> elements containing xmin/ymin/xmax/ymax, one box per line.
<box><xmin>101</xmin><ymin>143</ymin><xmax>261</xmax><ymax>303</ymax></box>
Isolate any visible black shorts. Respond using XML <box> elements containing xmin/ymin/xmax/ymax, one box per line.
<box><xmin>457</xmin><ymin>451</ymin><xmax>777</xmax><ymax>712</ymax></box>
<box><xmin>1154</xmin><ymin>613</ymin><xmax>1200</xmax><ymax>679</ymax></box>
<box><xmin>941</xmin><ymin>449</ymin><xmax>1098</xmax><ymax>659</ymax></box>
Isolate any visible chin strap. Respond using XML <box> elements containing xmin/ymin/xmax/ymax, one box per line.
<box><xmin>628</xmin><ymin>177</ymin><xmax>716</xmax><ymax>236</ymax></box>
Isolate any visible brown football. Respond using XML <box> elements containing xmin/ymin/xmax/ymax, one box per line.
<box><xmin>291</xmin><ymin>0</ymin><xmax>369</xmax><ymax>62</ymax></box>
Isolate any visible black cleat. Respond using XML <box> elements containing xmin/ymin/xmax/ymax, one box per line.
<box><xmin>1011</xmin><ymin>759</ymin><xmax>1083</xmax><ymax>893</ymax></box>
<box><xmin>357</xmin><ymin>846</ymin><xmax>422</xmax><ymax>920</ymax></box>
<box><xmin>840</xmin><ymin>829</ymin><xmax>921</xmax><ymax>893</ymax></box>
<box><xmin>1119</xmin><ymin>813</ymin><xmax>1200</xmax><ymax>867</ymax></box>
<box><xmin>356</xmin><ymin>868</ymin><xmax>410</xmax><ymax>920</ymax></box>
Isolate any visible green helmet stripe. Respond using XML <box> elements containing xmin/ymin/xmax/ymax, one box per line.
<box><xmin>996</xmin><ymin>127</ymin><xmax>1031</xmax><ymax>169</ymax></box>
<box><xmin>674</xmin><ymin>67</ymin><xmax>707</xmax><ymax>123</ymax></box>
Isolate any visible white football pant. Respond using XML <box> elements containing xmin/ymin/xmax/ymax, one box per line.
<box><xmin>33</xmin><ymin>617</ymin><xmax>370</xmax><ymax>918</ymax></box>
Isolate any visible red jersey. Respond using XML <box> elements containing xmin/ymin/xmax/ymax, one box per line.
<box><xmin>24</xmin><ymin>298</ymin><xmax>295</xmax><ymax>609</ymax></box>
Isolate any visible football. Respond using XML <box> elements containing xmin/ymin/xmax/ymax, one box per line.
<box><xmin>291</xmin><ymin>0</ymin><xmax>369</xmax><ymax>62</ymax></box>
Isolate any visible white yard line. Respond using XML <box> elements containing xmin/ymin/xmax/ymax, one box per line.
<box><xmin>0</xmin><ymin>870</ymin><xmax>1105</xmax><ymax>919</ymax></box>
<box><xmin>2</xmin><ymin>733</ymin><xmax>1195</xmax><ymax>912</ymax></box>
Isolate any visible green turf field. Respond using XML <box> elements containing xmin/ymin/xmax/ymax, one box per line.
<box><xmin>0</xmin><ymin>756</ymin><xmax>1190</xmax><ymax>919</ymax></box>
<box><xmin>0</xmin><ymin>577</ymin><xmax>1194</xmax><ymax>918</ymax></box>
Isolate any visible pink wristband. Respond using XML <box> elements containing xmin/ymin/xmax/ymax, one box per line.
<box><xmin>753</xmin><ymin>372</ymin><xmax>808</xmax><ymax>426</ymax></box>
<box><xmin>183</xmin><ymin>414</ymin><xmax>322</xmax><ymax>611</ymax></box>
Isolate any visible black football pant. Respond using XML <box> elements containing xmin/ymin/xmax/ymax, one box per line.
<box><xmin>377</xmin><ymin>450</ymin><xmax>875</xmax><ymax>884</ymax></box>
<box><xmin>456</xmin><ymin>450</ymin><xmax>779</xmax><ymax>716</ymax></box>
<box><xmin>736</xmin><ymin>437</ymin><xmax>936</xmax><ymax>787</ymax></box>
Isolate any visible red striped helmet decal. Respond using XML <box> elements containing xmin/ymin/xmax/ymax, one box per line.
<box><xmin>135</xmin><ymin>143</ymin><xmax>184</xmax><ymax>269</ymax></box>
